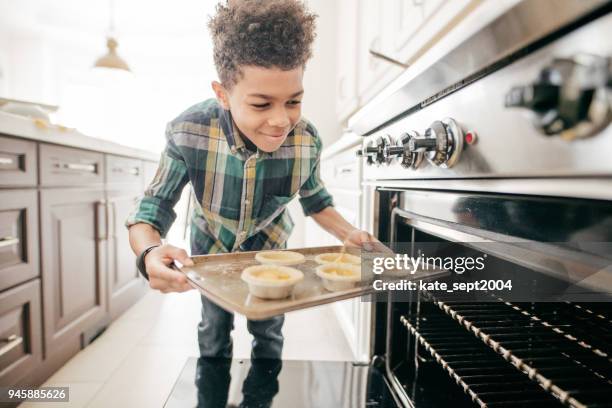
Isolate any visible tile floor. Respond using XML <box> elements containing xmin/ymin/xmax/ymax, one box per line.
<box><xmin>20</xmin><ymin>290</ymin><xmax>354</xmax><ymax>408</ymax></box>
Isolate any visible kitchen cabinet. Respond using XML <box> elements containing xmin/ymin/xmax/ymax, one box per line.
<box><xmin>105</xmin><ymin>155</ymin><xmax>146</xmax><ymax>320</ymax></box>
<box><xmin>0</xmin><ymin>279</ymin><xmax>42</xmax><ymax>387</ymax></box>
<box><xmin>317</xmin><ymin>137</ymin><xmax>370</xmax><ymax>361</ymax></box>
<box><xmin>356</xmin><ymin>0</ymin><xmax>404</xmax><ymax>102</ymax></box>
<box><xmin>0</xmin><ymin>135</ymin><xmax>37</xmax><ymax>187</ymax></box>
<box><xmin>0</xmin><ymin>121</ymin><xmax>158</xmax><ymax>390</ymax></box>
<box><xmin>0</xmin><ymin>190</ymin><xmax>39</xmax><ymax>292</ymax></box>
<box><xmin>39</xmin><ymin>187</ymin><xmax>107</xmax><ymax>357</ymax></box>
<box><xmin>338</xmin><ymin>0</ymin><xmax>477</xmax><ymax>123</ymax></box>
<box><xmin>335</xmin><ymin>0</ymin><xmax>360</xmax><ymax>122</ymax></box>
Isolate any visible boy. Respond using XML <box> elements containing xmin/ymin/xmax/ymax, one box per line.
<box><xmin>126</xmin><ymin>0</ymin><xmax>379</xmax><ymax>360</ymax></box>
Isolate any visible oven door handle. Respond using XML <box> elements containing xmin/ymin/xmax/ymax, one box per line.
<box><xmin>390</xmin><ymin>207</ymin><xmax>612</xmax><ymax>296</ymax></box>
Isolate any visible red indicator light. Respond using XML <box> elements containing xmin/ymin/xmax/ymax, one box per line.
<box><xmin>465</xmin><ymin>131</ymin><xmax>477</xmax><ymax>145</ymax></box>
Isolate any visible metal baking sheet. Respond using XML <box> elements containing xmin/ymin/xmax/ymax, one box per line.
<box><xmin>180</xmin><ymin>245</ymin><xmax>449</xmax><ymax>320</ymax></box>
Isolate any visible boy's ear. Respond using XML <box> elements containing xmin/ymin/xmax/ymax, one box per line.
<box><xmin>211</xmin><ymin>81</ymin><xmax>230</xmax><ymax>110</ymax></box>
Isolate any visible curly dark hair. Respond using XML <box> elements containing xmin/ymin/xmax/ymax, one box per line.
<box><xmin>208</xmin><ymin>0</ymin><xmax>317</xmax><ymax>88</ymax></box>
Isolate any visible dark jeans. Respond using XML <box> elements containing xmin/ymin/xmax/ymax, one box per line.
<box><xmin>198</xmin><ymin>295</ymin><xmax>284</xmax><ymax>359</ymax></box>
<box><xmin>195</xmin><ymin>357</ymin><xmax>282</xmax><ymax>408</ymax></box>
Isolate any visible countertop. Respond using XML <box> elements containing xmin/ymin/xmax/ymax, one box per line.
<box><xmin>321</xmin><ymin>132</ymin><xmax>361</xmax><ymax>160</ymax></box>
<box><xmin>0</xmin><ymin>111</ymin><xmax>160</xmax><ymax>162</ymax></box>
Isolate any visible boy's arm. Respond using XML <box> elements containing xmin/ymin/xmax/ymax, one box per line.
<box><xmin>126</xmin><ymin>125</ymin><xmax>194</xmax><ymax>293</ymax></box>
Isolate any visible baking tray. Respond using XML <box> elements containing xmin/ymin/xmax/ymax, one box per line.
<box><xmin>180</xmin><ymin>245</ymin><xmax>449</xmax><ymax>320</ymax></box>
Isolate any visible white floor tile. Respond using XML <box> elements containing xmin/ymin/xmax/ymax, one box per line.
<box><xmin>26</xmin><ymin>287</ymin><xmax>354</xmax><ymax>407</ymax></box>
<box><xmin>85</xmin><ymin>346</ymin><xmax>193</xmax><ymax>408</ymax></box>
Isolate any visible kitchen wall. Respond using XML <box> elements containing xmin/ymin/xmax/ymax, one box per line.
<box><xmin>0</xmin><ymin>0</ymin><xmax>342</xmax><ymax>248</ymax></box>
<box><xmin>0</xmin><ymin>0</ymin><xmax>341</xmax><ymax>149</ymax></box>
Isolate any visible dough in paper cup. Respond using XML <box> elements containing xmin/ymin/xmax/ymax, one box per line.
<box><xmin>241</xmin><ymin>265</ymin><xmax>304</xmax><ymax>299</ymax></box>
<box><xmin>255</xmin><ymin>250</ymin><xmax>305</xmax><ymax>266</ymax></box>
<box><xmin>314</xmin><ymin>252</ymin><xmax>361</xmax><ymax>265</ymax></box>
<box><xmin>315</xmin><ymin>263</ymin><xmax>362</xmax><ymax>292</ymax></box>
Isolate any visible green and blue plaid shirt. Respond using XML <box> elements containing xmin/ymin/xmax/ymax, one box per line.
<box><xmin>126</xmin><ymin>99</ymin><xmax>333</xmax><ymax>254</ymax></box>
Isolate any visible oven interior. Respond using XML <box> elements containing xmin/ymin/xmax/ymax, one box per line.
<box><xmin>372</xmin><ymin>189</ymin><xmax>612</xmax><ymax>408</ymax></box>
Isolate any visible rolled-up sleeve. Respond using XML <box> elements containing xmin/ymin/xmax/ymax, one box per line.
<box><xmin>125</xmin><ymin>124</ymin><xmax>189</xmax><ymax>238</ymax></box>
<box><xmin>298</xmin><ymin>131</ymin><xmax>334</xmax><ymax>216</ymax></box>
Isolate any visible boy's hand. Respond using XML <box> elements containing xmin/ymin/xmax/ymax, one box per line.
<box><xmin>145</xmin><ymin>244</ymin><xmax>195</xmax><ymax>293</ymax></box>
<box><xmin>343</xmin><ymin>229</ymin><xmax>392</xmax><ymax>254</ymax></box>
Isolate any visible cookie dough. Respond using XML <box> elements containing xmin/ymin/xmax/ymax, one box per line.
<box><xmin>255</xmin><ymin>250</ymin><xmax>305</xmax><ymax>266</ymax></box>
<box><xmin>314</xmin><ymin>252</ymin><xmax>360</xmax><ymax>265</ymax></box>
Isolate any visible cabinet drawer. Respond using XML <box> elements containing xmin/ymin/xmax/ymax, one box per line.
<box><xmin>39</xmin><ymin>144</ymin><xmax>104</xmax><ymax>187</ymax></box>
<box><xmin>322</xmin><ymin>148</ymin><xmax>361</xmax><ymax>190</ymax></box>
<box><xmin>0</xmin><ymin>190</ymin><xmax>39</xmax><ymax>292</ymax></box>
<box><xmin>0</xmin><ymin>279</ymin><xmax>42</xmax><ymax>386</ymax></box>
<box><xmin>106</xmin><ymin>155</ymin><xmax>143</xmax><ymax>185</ymax></box>
<box><xmin>0</xmin><ymin>135</ymin><xmax>37</xmax><ymax>187</ymax></box>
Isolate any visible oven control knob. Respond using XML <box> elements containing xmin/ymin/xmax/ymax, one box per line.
<box><xmin>410</xmin><ymin>118</ymin><xmax>463</xmax><ymax>168</ymax></box>
<box><xmin>356</xmin><ymin>139</ymin><xmax>379</xmax><ymax>166</ymax></box>
<box><xmin>381</xmin><ymin>135</ymin><xmax>404</xmax><ymax>163</ymax></box>
<box><xmin>505</xmin><ymin>54</ymin><xmax>611</xmax><ymax>139</ymax></box>
<box><xmin>375</xmin><ymin>135</ymin><xmax>392</xmax><ymax>165</ymax></box>
<box><xmin>398</xmin><ymin>131</ymin><xmax>424</xmax><ymax>169</ymax></box>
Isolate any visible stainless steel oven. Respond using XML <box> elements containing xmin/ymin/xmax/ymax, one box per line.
<box><xmin>351</xmin><ymin>0</ymin><xmax>612</xmax><ymax>406</ymax></box>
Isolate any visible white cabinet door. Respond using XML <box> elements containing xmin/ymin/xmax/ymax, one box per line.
<box><xmin>393</xmin><ymin>0</ymin><xmax>474</xmax><ymax>64</ymax></box>
<box><xmin>335</xmin><ymin>0</ymin><xmax>360</xmax><ymax>122</ymax></box>
<box><xmin>357</xmin><ymin>0</ymin><xmax>404</xmax><ymax>106</ymax></box>
<box><xmin>391</xmin><ymin>0</ymin><xmax>425</xmax><ymax>52</ymax></box>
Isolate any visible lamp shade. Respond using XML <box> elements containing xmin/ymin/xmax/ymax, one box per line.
<box><xmin>94</xmin><ymin>37</ymin><xmax>131</xmax><ymax>72</ymax></box>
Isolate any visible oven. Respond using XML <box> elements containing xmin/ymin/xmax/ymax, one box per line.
<box><xmin>350</xmin><ymin>1</ymin><xmax>612</xmax><ymax>407</ymax></box>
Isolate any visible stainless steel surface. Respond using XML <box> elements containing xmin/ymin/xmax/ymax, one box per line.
<box><xmin>411</xmin><ymin>118</ymin><xmax>464</xmax><ymax>168</ymax></box>
<box><xmin>0</xmin><ymin>236</ymin><xmax>19</xmax><ymax>249</ymax></box>
<box><xmin>505</xmin><ymin>53</ymin><xmax>612</xmax><ymax>139</ymax></box>
<box><xmin>364</xmin><ymin>179</ymin><xmax>612</xmax><ymax>201</ymax></box>
<box><xmin>391</xmin><ymin>209</ymin><xmax>612</xmax><ymax>297</ymax></box>
<box><xmin>349</xmin><ymin>0</ymin><xmax>609</xmax><ymax>136</ymax></box>
<box><xmin>360</xmin><ymin>11</ymin><xmax>612</xmax><ymax>181</ymax></box>
<box><xmin>55</xmin><ymin>162</ymin><xmax>97</xmax><ymax>173</ymax></box>
<box><xmin>0</xmin><ymin>334</ymin><xmax>23</xmax><ymax>357</ymax></box>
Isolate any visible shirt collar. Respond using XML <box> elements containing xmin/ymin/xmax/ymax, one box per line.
<box><xmin>218</xmin><ymin>105</ymin><xmax>267</xmax><ymax>158</ymax></box>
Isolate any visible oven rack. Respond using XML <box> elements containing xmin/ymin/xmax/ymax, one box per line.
<box><xmin>399</xmin><ymin>314</ymin><xmax>564</xmax><ymax>407</ymax></box>
<box><xmin>498</xmin><ymin>302</ymin><xmax>611</xmax><ymax>358</ymax></box>
<box><xmin>426</xmin><ymin>298</ymin><xmax>612</xmax><ymax>408</ymax></box>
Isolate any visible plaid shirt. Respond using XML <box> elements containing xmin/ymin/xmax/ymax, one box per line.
<box><xmin>126</xmin><ymin>99</ymin><xmax>333</xmax><ymax>254</ymax></box>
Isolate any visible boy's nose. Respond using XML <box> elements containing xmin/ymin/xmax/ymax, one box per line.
<box><xmin>267</xmin><ymin>110</ymin><xmax>291</xmax><ymax>128</ymax></box>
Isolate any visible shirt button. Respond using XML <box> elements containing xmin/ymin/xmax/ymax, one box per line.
<box><xmin>244</xmin><ymin>199</ymin><xmax>250</xmax><ymax>205</ymax></box>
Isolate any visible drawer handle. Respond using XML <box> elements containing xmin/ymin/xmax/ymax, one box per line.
<box><xmin>0</xmin><ymin>334</ymin><xmax>23</xmax><ymax>357</ymax></box>
<box><xmin>336</xmin><ymin>165</ymin><xmax>355</xmax><ymax>176</ymax></box>
<box><xmin>112</xmin><ymin>167</ymin><xmax>140</xmax><ymax>176</ymax></box>
<box><xmin>55</xmin><ymin>162</ymin><xmax>97</xmax><ymax>173</ymax></box>
<box><xmin>0</xmin><ymin>236</ymin><xmax>19</xmax><ymax>248</ymax></box>
<box><xmin>0</xmin><ymin>157</ymin><xmax>14</xmax><ymax>165</ymax></box>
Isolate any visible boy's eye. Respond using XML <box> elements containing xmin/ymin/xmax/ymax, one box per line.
<box><xmin>251</xmin><ymin>103</ymin><xmax>270</xmax><ymax>109</ymax></box>
<box><xmin>287</xmin><ymin>100</ymin><xmax>301</xmax><ymax>105</ymax></box>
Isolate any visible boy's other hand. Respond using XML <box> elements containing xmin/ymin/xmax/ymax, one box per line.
<box><xmin>343</xmin><ymin>229</ymin><xmax>393</xmax><ymax>254</ymax></box>
<box><xmin>145</xmin><ymin>244</ymin><xmax>195</xmax><ymax>293</ymax></box>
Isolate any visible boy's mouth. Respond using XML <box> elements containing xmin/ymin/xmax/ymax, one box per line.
<box><xmin>261</xmin><ymin>132</ymin><xmax>286</xmax><ymax>138</ymax></box>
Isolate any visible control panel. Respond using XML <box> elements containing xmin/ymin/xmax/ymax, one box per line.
<box><xmin>357</xmin><ymin>118</ymin><xmax>467</xmax><ymax>169</ymax></box>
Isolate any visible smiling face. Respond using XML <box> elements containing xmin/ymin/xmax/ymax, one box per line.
<box><xmin>212</xmin><ymin>65</ymin><xmax>304</xmax><ymax>152</ymax></box>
